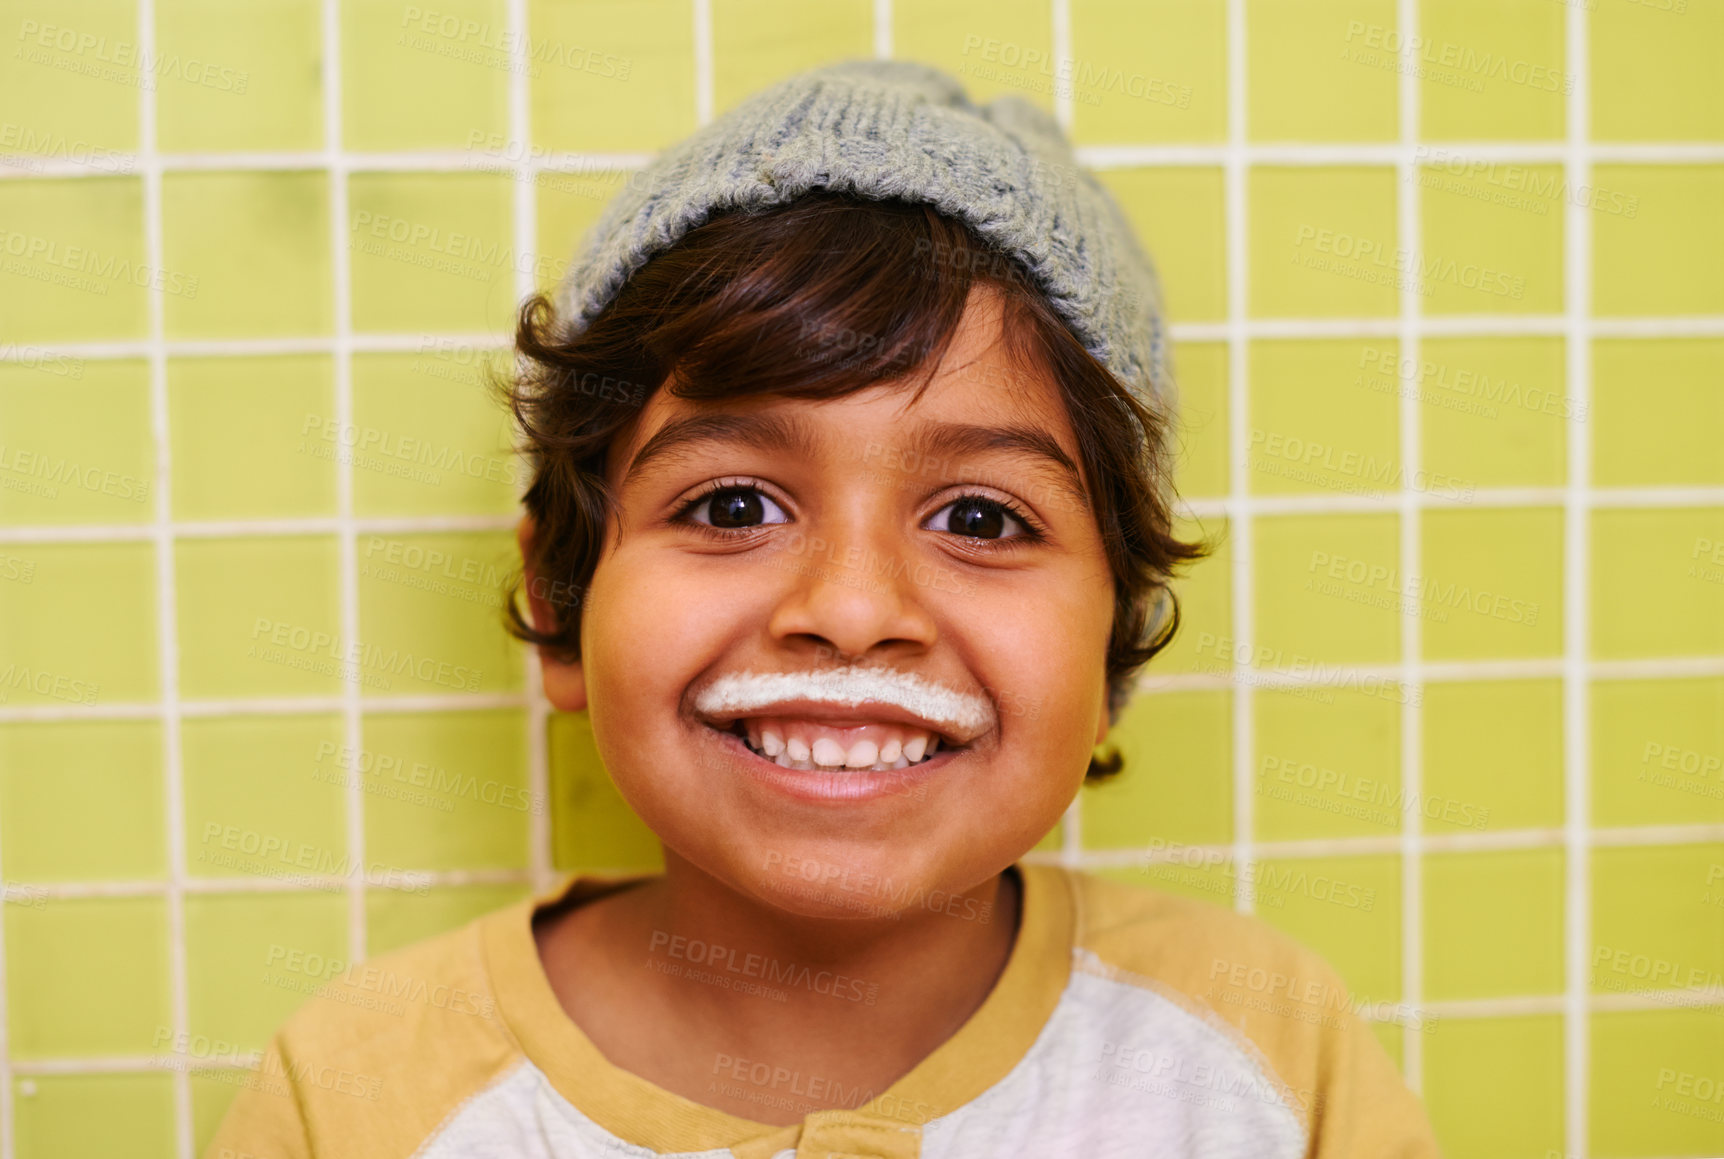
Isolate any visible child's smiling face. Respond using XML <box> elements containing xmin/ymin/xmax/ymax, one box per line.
<box><xmin>534</xmin><ymin>284</ymin><xmax>1116</xmax><ymax>917</ymax></box>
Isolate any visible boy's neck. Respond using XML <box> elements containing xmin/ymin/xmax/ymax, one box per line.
<box><xmin>533</xmin><ymin>857</ymin><xmax>1025</xmax><ymax>1126</ymax></box>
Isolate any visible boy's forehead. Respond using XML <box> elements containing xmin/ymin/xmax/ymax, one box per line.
<box><xmin>609</xmin><ymin>284</ymin><xmax>1085</xmax><ymax>489</ymax></box>
<box><xmin>611</xmin><ymin>349</ymin><xmax>1086</xmax><ymax>507</ymax></box>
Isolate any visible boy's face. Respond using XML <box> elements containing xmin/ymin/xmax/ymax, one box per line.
<box><xmin>533</xmin><ymin>285</ymin><xmax>1115</xmax><ymax>918</ymax></box>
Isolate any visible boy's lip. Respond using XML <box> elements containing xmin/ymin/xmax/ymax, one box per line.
<box><xmin>699</xmin><ymin>719</ymin><xmax>959</xmax><ymax>804</ymax></box>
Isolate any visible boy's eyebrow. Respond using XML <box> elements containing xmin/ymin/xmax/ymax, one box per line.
<box><xmin>622</xmin><ymin>411</ymin><xmax>1089</xmax><ymax>513</ymax></box>
<box><xmin>622</xmin><ymin>412</ymin><xmax>822</xmax><ymax>488</ymax></box>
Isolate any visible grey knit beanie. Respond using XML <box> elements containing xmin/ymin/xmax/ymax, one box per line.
<box><xmin>550</xmin><ymin>57</ymin><xmax>1173</xmax><ymax>423</ymax></box>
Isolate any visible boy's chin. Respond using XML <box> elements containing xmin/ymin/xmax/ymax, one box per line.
<box><xmin>718</xmin><ymin>841</ymin><xmax>1001</xmax><ymax>927</ymax></box>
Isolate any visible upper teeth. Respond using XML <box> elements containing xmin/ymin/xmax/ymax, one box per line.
<box><xmin>737</xmin><ymin>717</ymin><xmax>942</xmax><ymax>772</ymax></box>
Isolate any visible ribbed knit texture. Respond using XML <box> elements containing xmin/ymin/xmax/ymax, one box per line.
<box><xmin>551</xmin><ymin>58</ymin><xmax>1173</xmax><ymax>422</ymax></box>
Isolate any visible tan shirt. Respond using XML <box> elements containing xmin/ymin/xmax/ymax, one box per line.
<box><xmin>205</xmin><ymin>862</ymin><xmax>1444</xmax><ymax>1158</ymax></box>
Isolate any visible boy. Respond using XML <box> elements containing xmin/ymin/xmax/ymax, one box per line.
<box><xmin>208</xmin><ymin>60</ymin><xmax>1442</xmax><ymax>1158</ymax></box>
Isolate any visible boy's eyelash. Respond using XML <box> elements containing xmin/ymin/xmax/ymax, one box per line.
<box><xmin>670</xmin><ymin>479</ymin><xmax>778</xmax><ymax>541</ymax></box>
<box><xmin>669</xmin><ymin>480</ymin><xmax>1048</xmax><ymax>547</ymax></box>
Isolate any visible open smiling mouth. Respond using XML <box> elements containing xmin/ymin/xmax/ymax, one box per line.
<box><xmin>710</xmin><ymin>717</ymin><xmax>959</xmax><ymax>773</ymax></box>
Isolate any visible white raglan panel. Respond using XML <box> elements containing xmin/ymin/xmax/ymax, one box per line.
<box><xmin>917</xmin><ymin>959</ymin><xmax>1308</xmax><ymax>1159</ymax></box>
<box><xmin>414</xmin><ymin>1058</ymin><xmax>742</xmax><ymax>1159</ymax></box>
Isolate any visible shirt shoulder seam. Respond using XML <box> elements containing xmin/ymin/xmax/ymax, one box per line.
<box><xmin>1071</xmin><ymin>946</ymin><xmax>1314</xmax><ymax>1144</ymax></box>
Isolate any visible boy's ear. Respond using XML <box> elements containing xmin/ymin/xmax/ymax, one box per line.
<box><xmin>518</xmin><ymin>515</ymin><xmax>588</xmax><ymax>713</ymax></box>
<box><xmin>1095</xmin><ymin>699</ymin><xmax>1110</xmax><ymax>747</ymax></box>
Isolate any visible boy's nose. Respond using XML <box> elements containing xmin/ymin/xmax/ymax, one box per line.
<box><xmin>761</xmin><ymin>533</ymin><xmax>942</xmax><ymax>661</ymax></box>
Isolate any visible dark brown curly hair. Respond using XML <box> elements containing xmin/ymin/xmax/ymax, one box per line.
<box><xmin>499</xmin><ymin>189</ymin><xmax>1212</xmax><ymax>782</ymax></box>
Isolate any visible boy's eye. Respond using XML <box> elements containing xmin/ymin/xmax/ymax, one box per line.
<box><xmin>925</xmin><ymin>496</ymin><xmax>1027</xmax><ymax>540</ymax></box>
<box><xmin>687</xmin><ymin>485</ymin><xmax>790</xmax><ymax>529</ymax></box>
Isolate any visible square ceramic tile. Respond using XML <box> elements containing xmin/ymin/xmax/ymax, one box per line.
<box><xmin>1069</xmin><ymin>0</ymin><xmax>1222</xmax><ymax>143</ymax></box>
<box><xmin>1082</xmin><ymin>689</ymin><xmax>1231</xmax><ymax>849</ymax></box>
<box><xmin>156</xmin><ymin>0</ymin><xmax>322</xmax><ymax>151</ymax></box>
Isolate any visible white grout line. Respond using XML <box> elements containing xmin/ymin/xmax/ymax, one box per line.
<box><xmin>872</xmin><ymin>0</ymin><xmax>892</xmax><ymax>59</ymax></box>
<box><xmin>2</xmin><ymin>650</ymin><xmax>1718</xmax><ymax>726</ymax></box>
<box><xmin>1076</xmin><ymin>141</ymin><xmax>1724</xmax><ymax>167</ymax></box>
<box><xmin>1046</xmin><ymin>0</ymin><xmax>1076</xmax><ymax>866</ymax></box>
<box><xmin>125</xmin><ymin>0</ymin><xmax>195</xmax><ymax>1152</ymax></box>
<box><xmin>0</xmin><ymin>651</ymin><xmax>10</xmax><ymax>1148</ymax></box>
<box><xmin>1051</xmin><ymin>0</ymin><xmax>1073</xmax><ymax>134</ymax></box>
<box><xmin>1225</xmin><ymin>0</ymin><xmax>1255</xmax><ymax>916</ymax></box>
<box><xmin>1396</xmin><ymin>0</ymin><xmax>1425</xmax><ymax>1094</ymax></box>
<box><xmin>5</xmin><ymin>482</ymin><xmax>1723</xmax><ymax>548</ymax></box>
<box><xmin>693</xmin><ymin>0</ymin><xmax>714</xmax><ymax>128</ymax></box>
<box><xmin>1176</xmin><ymin>487</ymin><xmax>1724</xmax><ymax>517</ymax></box>
<box><xmin>1079</xmin><ymin>821</ymin><xmax>1724</xmax><ymax>864</ymax></box>
<box><xmin>1563</xmin><ymin>2</ymin><xmax>1594</xmax><ymax>1153</ymax></box>
<box><xmin>0</xmin><ymin>693</ymin><xmax>532</xmax><ymax>725</ymax></box>
<box><xmin>7</xmin><ymin>141</ymin><xmax>1723</xmax><ymax>180</ymax></box>
<box><xmin>0</xmin><ymin>515</ymin><xmax>516</xmax><ymax>544</ymax></box>
<box><xmin>0</xmin><ymin>332</ymin><xmax>510</xmax><ymax>360</ymax></box>
<box><xmin>12</xmin><ymin>819</ymin><xmax>1718</xmax><ymax>903</ymax></box>
<box><xmin>1165</xmin><ymin>315</ymin><xmax>1724</xmax><ymax>340</ymax></box>
<box><xmin>6</xmin><ymin>313</ymin><xmax>1722</xmax><ymax>367</ymax></box>
<box><xmin>16</xmin><ymin>868</ymin><xmax>539</xmax><ymax>901</ymax></box>
<box><xmin>507</xmin><ymin>0</ymin><xmax>555</xmax><ymax>898</ymax></box>
<box><xmin>1050</xmin><ymin>0</ymin><xmax>1083</xmax><ymax>868</ymax></box>
<box><xmin>322</xmin><ymin>0</ymin><xmax>369</xmax><ymax>977</ymax></box>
